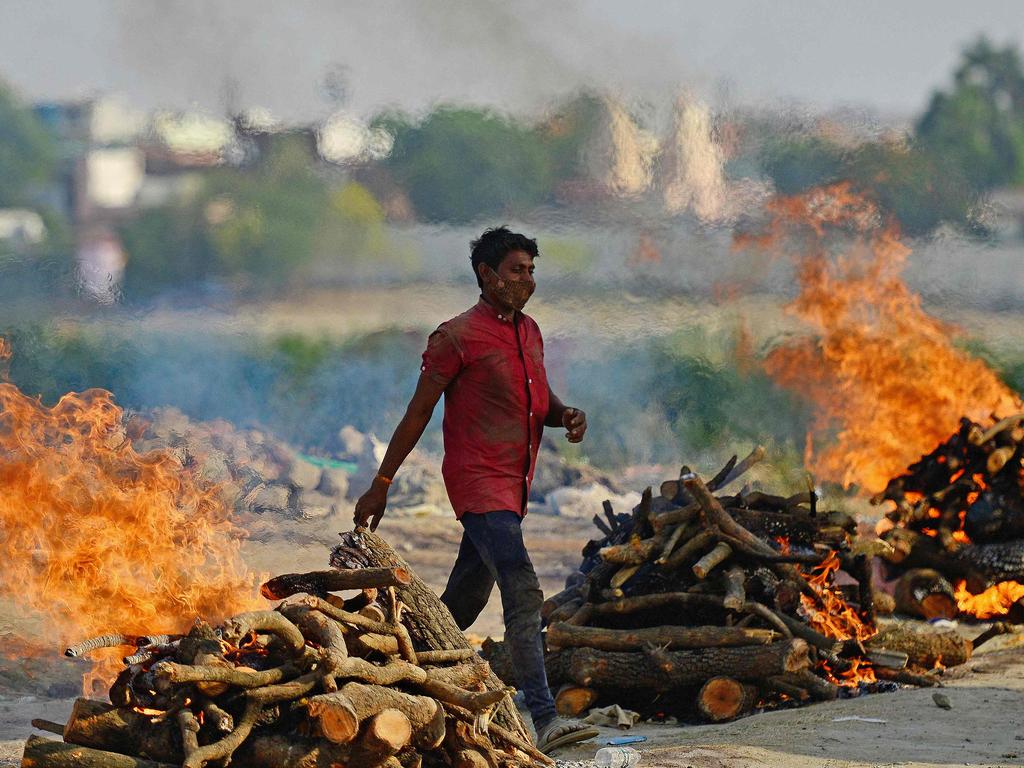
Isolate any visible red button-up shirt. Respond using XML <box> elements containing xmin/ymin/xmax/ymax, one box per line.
<box><xmin>420</xmin><ymin>297</ymin><xmax>550</xmax><ymax>518</ymax></box>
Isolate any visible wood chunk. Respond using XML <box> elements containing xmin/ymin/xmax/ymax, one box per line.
<box><xmin>547</xmin><ymin>622</ymin><xmax>777</xmax><ymax>651</ymax></box>
<box><xmin>894</xmin><ymin>569</ymin><xmax>957</xmax><ymax>620</ymax></box>
<box><xmin>21</xmin><ymin>735</ymin><xmax>177</xmax><ymax>768</ymax></box>
<box><xmin>261</xmin><ymin>567</ymin><xmax>412</xmax><ymax>600</ymax></box>
<box><xmin>697</xmin><ymin>677</ymin><xmax>758</xmax><ymax>722</ymax></box>
<box><xmin>554</xmin><ymin>685</ymin><xmax>599</xmax><ymax>717</ymax></box>
<box><xmin>62</xmin><ymin>699</ymin><xmax>181</xmax><ymax>764</ymax></box>
<box><xmin>866</xmin><ymin>624</ymin><xmax>972</xmax><ymax>669</ymax></box>
<box><xmin>693</xmin><ymin>542</ymin><xmax>733</xmax><ymax>580</ymax></box>
<box><xmin>569</xmin><ymin>639</ymin><xmax>809</xmax><ymax>691</ymax></box>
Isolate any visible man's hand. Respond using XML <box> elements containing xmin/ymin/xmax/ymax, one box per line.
<box><xmin>353</xmin><ymin>479</ymin><xmax>389</xmax><ymax>531</ymax></box>
<box><xmin>562</xmin><ymin>407</ymin><xmax>587</xmax><ymax>443</ymax></box>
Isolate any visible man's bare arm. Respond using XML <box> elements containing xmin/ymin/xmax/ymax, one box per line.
<box><xmin>353</xmin><ymin>374</ymin><xmax>446</xmax><ymax>530</ymax></box>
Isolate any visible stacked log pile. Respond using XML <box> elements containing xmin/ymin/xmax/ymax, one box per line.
<box><xmin>23</xmin><ymin>554</ymin><xmax>547</xmax><ymax>768</ymax></box>
<box><xmin>485</xmin><ymin>449</ymin><xmax>960</xmax><ymax>723</ymax></box>
<box><xmin>873</xmin><ymin>415</ymin><xmax>1024</xmax><ymax>620</ymax></box>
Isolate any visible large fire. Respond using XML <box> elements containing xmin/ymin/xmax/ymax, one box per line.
<box><xmin>740</xmin><ymin>184</ymin><xmax>1021</xmax><ymax>494</ymax></box>
<box><xmin>0</xmin><ymin>340</ymin><xmax>261</xmax><ymax>689</ymax></box>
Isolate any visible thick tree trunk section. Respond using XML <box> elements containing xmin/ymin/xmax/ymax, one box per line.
<box><xmin>62</xmin><ymin>699</ymin><xmax>180</xmax><ymax>764</ymax></box>
<box><xmin>866</xmin><ymin>624</ymin><xmax>972</xmax><ymax>669</ymax></box>
<box><xmin>332</xmin><ymin>530</ymin><xmax>529</xmax><ymax>742</ymax></box>
<box><xmin>547</xmin><ymin>622</ymin><xmax>777</xmax><ymax>651</ymax></box>
<box><xmin>569</xmin><ymin>639</ymin><xmax>809</xmax><ymax>691</ymax></box>
<box><xmin>21</xmin><ymin>735</ymin><xmax>176</xmax><ymax>768</ymax></box>
<box><xmin>310</xmin><ymin>683</ymin><xmax>445</xmax><ymax>750</ymax></box>
<box><xmin>554</xmin><ymin>685</ymin><xmax>599</xmax><ymax>718</ymax></box>
<box><xmin>696</xmin><ymin>677</ymin><xmax>758</xmax><ymax>722</ymax></box>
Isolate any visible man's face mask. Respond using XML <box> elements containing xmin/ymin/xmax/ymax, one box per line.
<box><xmin>483</xmin><ymin>265</ymin><xmax>535</xmax><ymax>311</ymax></box>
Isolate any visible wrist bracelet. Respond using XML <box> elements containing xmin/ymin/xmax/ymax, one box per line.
<box><xmin>374</xmin><ymin>473</ymin><xmax>393</xmax><ymax>487</ymax></box>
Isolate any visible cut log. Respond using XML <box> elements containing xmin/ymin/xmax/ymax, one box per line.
<box><xmin>546</xmin><ymin>622</ymin><xmax>777</xmax><ymax>651</ymax></box>
<box><xmin>696</xmin><ymin>677</ymin><xmax>758</xmax><ymax>722</ymax></box>
<box><xmin>350</xmin><ymin>709</ymin><xmax>413</xmax><ymax>765</ymax></box>
<box><xmin>332</xmin><ymin>530</ymin><xmax>529</xmax><ymax>741</ymax></box>
<box><xmin>722</xmin><ymin>567</ymin><xmax>746</xmax><ymax>611</ymax></box>
<box><xmin>310</xmin><ymin>682</ymin><xmax>446</xmax><ymax>750</ymax></box>
<box><xmin>261</xmin><ymin>567</ymin><xmax>413</xmax><ymax>600</ymax></box>
<box><xmin>866</xmin><ymin>624</ymin><xmax>972</xmax><ymax>669</ymax></box>
<box><xmin>693</xmin><ymin>542</ymin><xmax>733</xmax><ymax>580</ymax></box>
<box><xmin>894</xmin><ymin>569</ymin><xmax>957</xmax><ymax>620</ymax></box>
<box><xmin>21</xmin><ymin>735</ymin><xmax>177</xmax><ymax>768</ymax></box>
<box><xmin>554</xmin><ymin>685</ymin><xmax>599</xmax><ymax>718</ymax></box>
<box><xmin>62</xmin><ymin>699</ymin><xmax>180</xmax><ymax>764</ymax></box>
<box><xmin>569</xmin><ymin>639</ymin><xmax>809</xmax><ymax>691</ymax></box>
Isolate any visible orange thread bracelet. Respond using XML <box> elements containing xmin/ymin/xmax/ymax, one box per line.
<box><xmin>375</xmin><ymin>473</ymin><xmax>393</xmax><ymax>487</ymax></box>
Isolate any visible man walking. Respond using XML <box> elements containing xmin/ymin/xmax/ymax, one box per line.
<box><xmin>354</xmin><ymin>227</ymin><xmax>598</xmax><ymax>752</ymax></box>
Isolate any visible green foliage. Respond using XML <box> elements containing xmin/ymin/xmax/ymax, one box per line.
<box><xmin>121</xmin><ymin>136</ymin><xmax>400</xmax><ymax>297</ymax></box>
<box><xmin>0</xmin><ymin>80</ymin><xmax>56</xmax><ymax>206</ymax></box>
<box><xmin>648</xmin><ymin>329</ymin><xmax>808</xmax><ymax>454</ymax></box>
<box><xmin>380</xmin><ymin>106</ymin><xmax>557</xmax><ymax>222</ymax></box>
<box><xmin>762</xmin><ymin>136</ymin><xmax>846</xmax><ymax>195</ymax></box>
<box><xmin>844</xmin><ymin>142</ymin><xmax>977</xmax><ymax>237</ymax></box>
<box><xmin>377</xmin><ymin>96</ymin><xmax>602</xmax><ymax>223</ymax></box>
<box><xmin>917</xmin><ymin>37</ymin><xmax>1024</xmax><ymax>190</ymax></box>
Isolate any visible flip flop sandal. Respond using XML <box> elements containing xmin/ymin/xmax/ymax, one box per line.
<box><xmin>537</xmin><ymin>719</ymin><xmax>600</xmax><ymax>754</ymax></box>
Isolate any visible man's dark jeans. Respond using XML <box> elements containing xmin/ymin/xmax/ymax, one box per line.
<box><xmin>439</xmin><ymin>510</ymin><xmax>557</xmax><ymax>729</ymax></box>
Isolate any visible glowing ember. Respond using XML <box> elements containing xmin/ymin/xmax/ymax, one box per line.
<box><xmin>0</xmin><ymin>341</ymin><xmax>262</xmax><ymax>689</ymax></box>
<box><xmin>955</xmin><ymin>580</ymin><xmax>1024</xmax><ymax>619</ymax></box>
<box><xmin>740</xmin><ymin>184</ymin><xmax>1021</xmax><ymax>493</ymax></box>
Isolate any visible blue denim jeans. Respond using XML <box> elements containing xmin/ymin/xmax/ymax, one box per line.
<box><xmin>439</xmin><ymin>510</ymin><xmax>557</xmax><ymax>729</ymax></box>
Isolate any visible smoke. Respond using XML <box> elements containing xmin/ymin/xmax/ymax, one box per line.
<box><xmin>2</xmin><ymin>0</ymin><xmax>688</xmax><ymax>121</ymax></box>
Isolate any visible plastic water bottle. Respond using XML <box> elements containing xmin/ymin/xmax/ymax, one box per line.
<box><xmin>594</xmin><ymin>746</ymin><xmax>641</xmax><ymax>768</ymax></box>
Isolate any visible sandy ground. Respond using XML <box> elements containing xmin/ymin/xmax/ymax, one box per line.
<box><xmin>2</xmin><ymin>512</ymin><xmax>1023</xmax><ymax>767</ymax></box>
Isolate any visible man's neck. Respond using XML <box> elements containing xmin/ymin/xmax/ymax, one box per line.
<box><xmin>480</xmin><ymin>293</ymin><xmax>517</xmax><ymax>317</ymax></box>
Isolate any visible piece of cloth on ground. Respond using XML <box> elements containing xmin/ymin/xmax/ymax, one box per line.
<box><xmin>583</xmin><ymin>704</ymin><xmax>641</xmax><ymax>729</ymax></box>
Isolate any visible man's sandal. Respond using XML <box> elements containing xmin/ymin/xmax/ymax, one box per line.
<box><xmin>536</xmin><ymin>717</ymin><xmax>600</xmax><ymax>754</ymax></box>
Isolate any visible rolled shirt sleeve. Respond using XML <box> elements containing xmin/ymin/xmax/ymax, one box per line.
<box><xmin>420</xmin><ymin>326</ymin><xmax>463</xmax><ymax>386</ymax></box>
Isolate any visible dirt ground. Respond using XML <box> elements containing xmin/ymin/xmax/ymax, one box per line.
<box><xmin>2</xmin><ymin>512</ymin><xmax>1023</xmax><ymax>767</ymax></box>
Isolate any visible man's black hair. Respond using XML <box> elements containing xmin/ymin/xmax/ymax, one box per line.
<box><xmin>469</xmin><ymin>226</ymin><xmax>539</xmax><ymax>288</ymax></box>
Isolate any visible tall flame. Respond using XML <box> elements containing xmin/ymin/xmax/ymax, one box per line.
<box><xmin>740</xmin><ymin>184</ymin><xmax>1021</xmax><ymax>492</ymax></box>
<box><xmin>0</xmin><ymin>341</ymin><xmax>261</xmax><ymax>687</ymax></box>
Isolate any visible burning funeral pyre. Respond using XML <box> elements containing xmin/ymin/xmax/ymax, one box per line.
<box><xmin>875</xmin><ymin>414</ymin><xmax>1024</xmax><ymax>621</ymax></box>
<box><xmin>482</xmin><ymin>450</ymin><xmax>997</xmax><ymax>724</ymax></box>
<box><xmin>24</xmin><ymin>532</ymin><xmax>548</xmax><ymax>768</ymax></box>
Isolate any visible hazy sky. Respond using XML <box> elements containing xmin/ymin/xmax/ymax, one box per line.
<box><xmin>1</xmin><ymin>1</ymin><xmax>1022</xmax><ymax>121</ymax></box>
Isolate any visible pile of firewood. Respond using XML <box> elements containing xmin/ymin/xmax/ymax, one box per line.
<box><xmin>23</xmin><ymin>534</ymin><xmax>549</xmax><ymax>768</ymax></box>
<box><xmin>484</xmin><ymin>449</ymin><xmax>976</xmax><ymax>723</ymax></box>
<box><xmin>874</xmin><ymin>414</ymin><xmax>1024</xmax><ymax>621</ymax></box>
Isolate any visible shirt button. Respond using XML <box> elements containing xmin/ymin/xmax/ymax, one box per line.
<box><xmin>528</xmin><ymin>378</ymin><xmax>532</xmax><ymax>384</ymax></box>
<box><xmin>529</xmin><ymin>411</ymin><xmax>533</xmax><ymax>417</ymax></box>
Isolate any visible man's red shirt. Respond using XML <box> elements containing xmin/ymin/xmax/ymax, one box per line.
<box><xmin>420</xmin><ymin>296</ymin><xmax>549</xmax><ymax>518</ymax></box>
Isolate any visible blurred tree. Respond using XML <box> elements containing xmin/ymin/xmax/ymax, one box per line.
<box><xmin>917</xmin><ymin>37</ymin><xmax>1024</xmax><ymax>189</ymax></box>
<box><xmin>0</xmin><ymin>79</ymin><xmax>56</xmax><ymax>207</ymax></box>
<box><xmin>761</xmin><ymin>136</ymin><xmax>846</xmax><ymax>195</ymax></box>
<box><xmin>378</xmin><ymin>106</ymin><xmax>556</xmax><ymax>222</ymax></box>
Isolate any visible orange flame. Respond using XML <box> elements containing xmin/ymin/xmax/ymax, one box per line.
<box><xmin>954</xmin><ymin>580</ymin><xmax>1024</xmax><ymax>619</ymax></box>
<box><xmin>740</xmin><ymin>184</ymin><xmax>1021</xmax><ymax>493</ymax></box>
<box><xmin>0</xmin><ymin>342</ymin><xmax>262</xmax><ymax>688</ymax></box>
<box><xmin>796</xmin><ymin>552</ymin><xmax>877</xmax><ymax>686</ymax></box>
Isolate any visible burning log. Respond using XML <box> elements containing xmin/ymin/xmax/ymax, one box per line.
<box><xmin>866</xmin><ymin>624</ymin><xmax>972</xmax><ymax>670</ymax></box>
